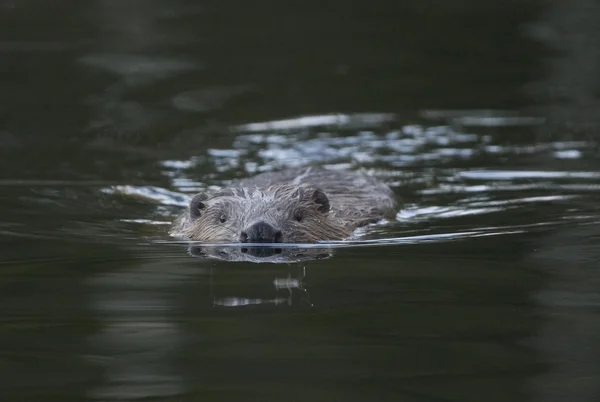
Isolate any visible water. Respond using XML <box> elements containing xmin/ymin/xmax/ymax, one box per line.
<box><xmin>2</xmin><ymin>1</ymin><xmax>600</xmax><ymax>401</ymax></box>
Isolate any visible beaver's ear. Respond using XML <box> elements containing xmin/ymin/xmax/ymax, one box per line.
<box><xmin>190</xmin><ymin>193</ymin><xmax>209</xmax><ymax>220</ymax></box>
<box><xmin>311</xmin><ymin>189</ymin><xmax>330</xmax><ymax>213</ymax></box>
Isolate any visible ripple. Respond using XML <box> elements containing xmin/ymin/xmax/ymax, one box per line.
<box><xmin>453</xmin><ymin>116</ymin><xmax>545</xmax><ymax>127</ymax></box>
<box><xmin>226</xmin><ymin>120</ymin><xmax>488</xmax><ymax>169</ymax></box>
<box><xmin>232</xmin><ymin>113</ymin><xmax>396</xmax><ymax>132</ymax></box>
<box><xmin>420</xmin><ymin>109</ymin><xmax>545</xmax><ymax>127</ymax></box>
<box><xmin>398</xmin><ymin>205</ymin><xmax>505</xmax><ymax>221</ymax></box>
<box><xmin>157</xmin><ymin>228</ymin><xmax>524</xmax><ymax>250</ymax></box>
<box><xmin>398</xmin><ymin>195</ymin><xmax>577</xmax><ymax>221</ymax></box>
<box><xmin>554</xmin><ymin>150</ymin><xmax>582</xmax><ymax>159</ymax></box>
<box><xmin>459</xmin><ymin>170</ymin><xmax>600</xmax><ymax>180</ymax></box>
<box><xmin>153</xmin><ymin>228</ymin><xmax>521</xmax><ymax>263</ymax></box>
<box><xmin>102</xmin><ymin>185</ymin><xmax>189</xmax><ymax>206</ymax></box>
<box><xmin>419</xmin><ymin>183</ymin><xmax>600</xmax><ymax>195</ymax></box>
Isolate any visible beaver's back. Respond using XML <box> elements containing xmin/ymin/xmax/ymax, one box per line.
<box><xmin>233</xmin><ymin>167</ymin><xmax>397</xmax><ymax>227</ymax></box>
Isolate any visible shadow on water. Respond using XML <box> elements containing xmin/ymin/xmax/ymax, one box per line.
<box><xmin>1</xmin><ymin>0</ymin><xmax>600</xmax><ymax>401</ymax></box>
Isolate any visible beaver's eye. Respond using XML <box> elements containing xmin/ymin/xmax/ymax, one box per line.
<box><xmin>294</xmin><ymin>212</ymin><xmax>303</xmax><ymax>222</ymax></box>
<box><xmin>219</xmin><ymin>214</ymin><xmax>227</xmax><ymax>223</ymax></box>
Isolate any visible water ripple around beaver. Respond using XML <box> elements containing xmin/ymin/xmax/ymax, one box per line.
<box><xmin>93</xmin><ymin>111</ymin><xmax>600</xmax><ymax>262</ymax></box>
<box><xmin>3</xmin><ymin>110</ymin><xmax>596</xmax><ymax>264</ymax></box>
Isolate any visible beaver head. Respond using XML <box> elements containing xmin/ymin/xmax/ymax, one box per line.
<box><xmin>178</xmin><ymin>185</ymin><xmax>351</xmax><ymax>243</ymax></box>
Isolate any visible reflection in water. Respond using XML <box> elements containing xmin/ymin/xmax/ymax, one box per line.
<box><xmin>171</xmin><ymin>228</ymin><xmax>526</xmax><ymax>264</ymax></box>
<box><xmin>86</xmin><ymin>261</ymin><xmax>199</xmax><ymax>400</ymax></box>
<box><xmin>212</xmin><ymin>268</ymin><xmax>311</xmax><ymax>308</ymax></box>
<box><xmin>528</xmin><ymin>222</ymin><xmax>600</xmax><ymax>402</ymax></box>
<box><xmin>188</xmin><ymin>243</ymin><xmax>333</xmax><ymax>263</ymax></box>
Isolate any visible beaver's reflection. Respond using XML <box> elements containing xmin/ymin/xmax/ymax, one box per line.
<box><xmin>209</xmin><ymin>265</ymin><xmax>311</xmax><ymax>308</ymax></box>
<box><xmin>188</xmin><ymin>244</ymin><xmax>333</xmax><ymax>263</ymax></box>
<box><xmin>186</xmin><ymin>245</ymin><xmax>329</xmax><ymax>307</ymax></box>
<box><xmin>240</xmin><ymin>246</ymin><xmax>283</xmax><ymax>258</ymax></box>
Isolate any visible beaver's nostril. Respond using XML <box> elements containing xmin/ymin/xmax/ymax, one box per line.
<box><xmin>241</xmin><ymin>221</ymin><xmax>282</xmax><ymax>243</ymax></box>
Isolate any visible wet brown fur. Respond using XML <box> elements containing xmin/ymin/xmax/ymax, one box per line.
<box><xmin>170</xmin><ymin>167</ymin><xmax>397</xmax><ymax>243</ymax></box>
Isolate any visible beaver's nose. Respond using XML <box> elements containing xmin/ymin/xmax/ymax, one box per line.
<box><xmin>240</xmin><ymin>221</ymin><xmax>283</xmax><ymax>243</ymax></box>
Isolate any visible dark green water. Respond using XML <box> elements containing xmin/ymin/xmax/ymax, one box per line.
<box><xmin>2</xmin><ymin>1</ymin><xmax>600</xmax><ymax>401</ymax></box>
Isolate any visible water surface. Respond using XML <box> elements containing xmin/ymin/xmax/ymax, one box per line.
<box><xmin>2</xmin><ymin>1</ymin><xmax>600</xmax><ymax>401</ymax></box>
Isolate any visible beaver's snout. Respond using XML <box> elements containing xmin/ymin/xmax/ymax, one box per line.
<box><xmin>240</xmin><ymin>221</ymin><xmax>283</xmax><ymax>243</ymax></box>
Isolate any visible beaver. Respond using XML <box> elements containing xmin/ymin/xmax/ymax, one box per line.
<box><xmin>170</xmin><ymin>166</ymin><xmax>397</xmax><ymax>243</ymax></box>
